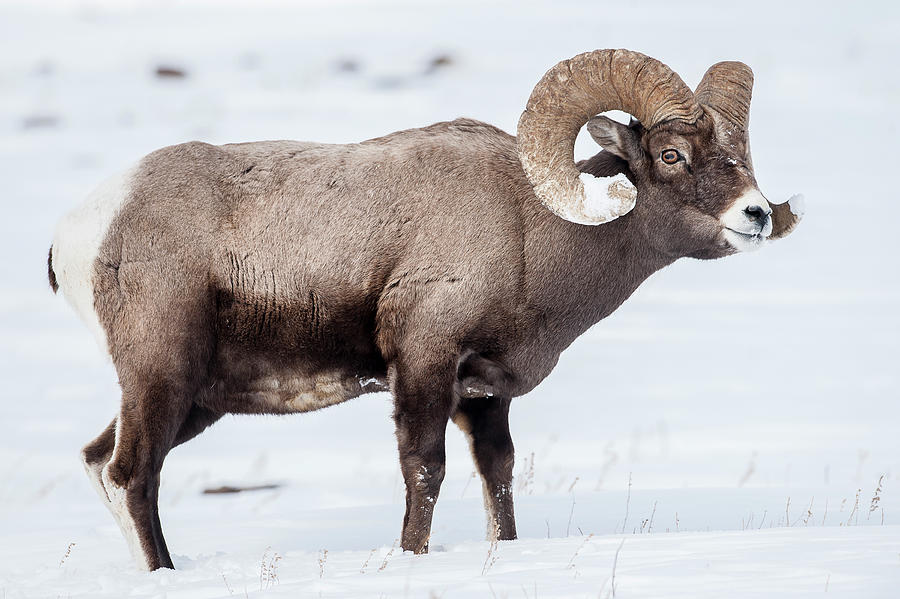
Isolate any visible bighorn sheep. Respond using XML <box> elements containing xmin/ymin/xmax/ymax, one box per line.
<box><xmin>48</xmin><ymin>49</ymin><xmax>802</xmax><ymax>570</ymax></box>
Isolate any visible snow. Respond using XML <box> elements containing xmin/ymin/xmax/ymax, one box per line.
<box><xmin>578</xmin><ymin>172</ymin><xmax>637</xmax><ymax>224</ymax></box>
<box><xmin>1</xmin><ymin>0</ymin><xmax>899</xmax><ymax>597</ymax></box>
<box><xmin>8</xmin><ymin>524</ymin><xmax>900</xmax><ymax>598</ymax></box>
<box><xmin>787</xmin><ymin>193</ymin><xmax>806</xmax><ymax>217</ymax></box>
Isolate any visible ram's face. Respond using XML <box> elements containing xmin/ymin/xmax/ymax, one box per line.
<box><xmin>519</xmin><ymin>52</ymin><xmax>802</xmax><ymax>250</ymax></box>
<box><xmin>586</xmin><ymin>111</ymin><xmax>803</xmax><ymax>260</ymax></box>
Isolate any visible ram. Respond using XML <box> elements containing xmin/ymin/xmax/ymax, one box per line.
<box><xmin>49</xmin><ymin>49</ymin><xmax>802</xmax><ymax>570</ymax></box>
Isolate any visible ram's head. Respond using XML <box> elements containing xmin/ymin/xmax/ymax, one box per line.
<box><xmin>517</xmin><ymin>49</ymin><xmax>803</xmax><ymax>259</ymax></box>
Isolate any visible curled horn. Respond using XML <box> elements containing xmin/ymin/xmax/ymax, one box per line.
<box><xmin>517</xmin><ymin>49</ymin><xmax>702</xmax><ymax>225</ymax></box>
<box><xmin>694</xmin><ymin>61</ymin><xmax>753</xmax><ymax>133</ymax></box>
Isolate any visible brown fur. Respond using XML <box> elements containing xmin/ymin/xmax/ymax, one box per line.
<box><xmin>59</xmin><ymin>111</ymin><xmax>795</xmax><ymax>569</ymax></box>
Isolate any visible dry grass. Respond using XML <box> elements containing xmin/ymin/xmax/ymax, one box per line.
<box><xmin>566</xmin><ymin>532</ymin><xmax>594</xmax><ymax>572</ymax></box>
<box><xmin>868</xmin><ymin>474</ymin><xmax>885</xmax><ymax>519</ymax></box>
<box><xmin>481</xmin><ymin>522</ymin><xmax>501</xmax><ymax>575</ymax></box>
<box><xmin>58</xmin><ymin>542</ymin><xmax>75</xmax><ymax>568</ymax></box>
<box><xmin>598</xmin><ymin>538</ymin><xmax>627</xmax><ymax>599</ymax></box>
<box><xmin>619</xmin><ymin>473</ymin><xmax>632</xmax><ymax>534</ymax></box>
<box><xmin>318</xmin><ymin>549</ymin><xmax>328</xmax><ymax>578</ymax></box>
<box><xmin>566</xmin><ymin>496</ymin><xmax>576</xmax><ymax>537</ymax></box>
<box><xmin>639</xmin><ymin>501</ymin><xmax>657</xmax><ymax>534</ymax></box>
<box><xmin>259</xmin><ymin>546</ymin><xmax>282</xmax><ymax>590</ymax></box>
<box><xmin>221</xmin><ymin>573</ymin><xmax>234</xmax><ymax>595</ymax></box>
<box><xmin>845</xmin><ymin>489</ymin><xmax>861</xmax><ymax>526</ymax></box>
<box><xmin>611</xmin><ymin>538</ymin><xmax>625</xmax><ymax>598</ymax></box>
<box><xmin>360</xmin><ymin>548</ymin><xmax>377</xmax><ymax>573</ymax></box>
<box><xmin>801</xmin><ymin>497</ymin><xmax>814</xmax><ymax>526</ymax></box>
<box><xmin>378</xmin><ymin>539</ymin><xmax>398</xmax><ymax>572</ymax></box>
<box><xmin>515</xmin><ymin>453</ymin><xmax>535</xmax><ymax>496</ymax></box>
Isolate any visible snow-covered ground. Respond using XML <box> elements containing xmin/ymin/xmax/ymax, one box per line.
<box><xmin>1</xmin><ymin>0</ymin><xmax>899</xmax><ymax>597</ymax></box>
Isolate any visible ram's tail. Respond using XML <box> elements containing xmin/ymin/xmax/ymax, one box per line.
<box><xmin>48</xmin><ymin>246</ymin><xmax>58</xmax><ymax>294</ymax></box>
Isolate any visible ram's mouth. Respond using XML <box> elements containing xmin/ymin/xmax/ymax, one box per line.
<box><xmin>725</xmin><ymin>228</ymin><xmax>765</xmax><ymax>241</ymax></box>
<box><xmin>722</xmin><ymin>227</ymin><xmax>768</xmax><ymax>252</ymax></box>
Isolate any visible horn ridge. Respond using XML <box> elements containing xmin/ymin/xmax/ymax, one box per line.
<box><xmin>517</xmin><ymin>49</ymin><xmax>701</xmax><ymax>225</ymax></box>
<box><xmin>695</xmin><ymin>61</ymin><xmax>754</xmax><ymax>131</ymax></box>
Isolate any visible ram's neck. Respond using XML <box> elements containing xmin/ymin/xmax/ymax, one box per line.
<box><xmin>520</xmin><ymin>159</ymin><xmax>673</xmax><ymax>354</ymax></box>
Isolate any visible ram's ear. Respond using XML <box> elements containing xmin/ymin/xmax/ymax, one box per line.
<box><xmin>586</xmin><ymin>116</ymin><xmax>643</xmax><ymax>163</ymax></box>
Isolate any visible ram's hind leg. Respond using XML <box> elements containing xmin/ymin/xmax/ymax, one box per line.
<box><xmin>453</xmin><ymin>396</ymin><xmax>517</xmax><ymax>541</ymax></box>
<box><xmin>82</xmin><ymin>405</ymin><xmax>220</xmax><ymax>550</ymax></box>
<box><xmin>97</xmin><ymin>294</ymin><xmax>215</xmax><ymax>570</ymax></box>
<box><xmin>99</xmin><ymin>372</ymin><xmax>195</xmax><ymax>570</ymax></box>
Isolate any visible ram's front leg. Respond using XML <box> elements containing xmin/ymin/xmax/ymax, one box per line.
<box><xmin>453</xmin><ymin>396</ymin><xmax>517</xmax><ymax>541</ymax></box>
<box><xmin>391</xmin><ymin>355</ymin><xmax>455</xmax><ymax>554</ymax></box>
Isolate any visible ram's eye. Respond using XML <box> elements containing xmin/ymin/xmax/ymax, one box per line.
<box><xmin>661</xmin><ymin>149</ymin><xmax>681</xmax><ymax>164</ymax></box>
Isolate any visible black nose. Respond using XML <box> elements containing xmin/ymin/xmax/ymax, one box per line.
<box><xmin>744</xmin><ymin>205</ymin><xmax>771</xmax><ymax>224</ymax></box>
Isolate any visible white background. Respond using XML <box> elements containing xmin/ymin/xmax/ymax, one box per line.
<box><xmin>0</xmin><ymin>1</ymin><xmax>898</xmax><ymax>596</ymax></box>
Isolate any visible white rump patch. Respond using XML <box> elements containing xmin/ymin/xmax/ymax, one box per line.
<box><xmin>52</xmin><ymin>166</ymin><xmax>136</xmax><ymax>354</ymax></box>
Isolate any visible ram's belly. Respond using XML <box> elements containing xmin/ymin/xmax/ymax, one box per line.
<box><xmin>203</xmin><ymin>329</ymin><xmax>388</xmax><ymax>415</ymax></box>
<box><xmin>225</xmin><ymin>370</ymin><xmax>388</xmax><ymax>414</ymax></box>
